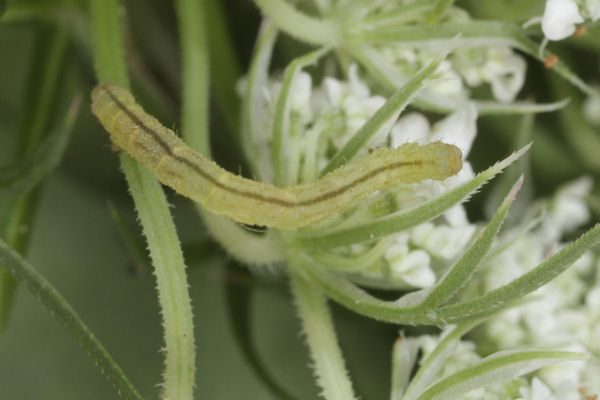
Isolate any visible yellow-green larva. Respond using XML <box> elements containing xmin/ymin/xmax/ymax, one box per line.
<box><xmin>91</xmin><ymin>83</ymin><xmax>462</xmax><ymax>230</ymax></box>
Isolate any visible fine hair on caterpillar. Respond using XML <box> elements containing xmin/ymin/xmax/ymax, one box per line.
<box><xmin>91</xmin><ymin>83</ymin><xmax>462</xmax><ymax>230</ymax></box>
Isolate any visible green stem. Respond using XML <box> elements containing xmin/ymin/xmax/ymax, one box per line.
<box><xmin>91</xmin><ymin>0</ymin><xmax>195</xmax><ymax>397</ymax></box>
<box><xmin>90</xmin><ymin>0</ymin><xmax>129</xmax><ymax>88</ymax></box>
<box><xmin>290</xmin><ymin>264</ymin><xmax>356</xmax><ymax>400</ymax></box>
<box><xmin>121</xmin><ymin>158</ymin><xmax>195</xmax><ymax>400</ymax></box>
<box><xmin>201</xmin><ymin>211</ymin><xmax>285</xmax><ymax>266</ymax></box>
<box><xmin>176</xmin><ymin>0</ymin><xmax>209</xmax><ymax>156</ymax></box>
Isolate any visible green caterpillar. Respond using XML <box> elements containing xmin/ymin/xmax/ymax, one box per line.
<box><xmin>91</xmin><ymin>83</ymin><xmax>462</xmax><ymax>230</ymax></box>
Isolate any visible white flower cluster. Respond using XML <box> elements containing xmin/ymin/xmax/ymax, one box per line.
<box><xmin>476</xmin><ymin>177</ymin><xmax>600</xmax><ymax>398</ymax></box>
<box><xmin>250</xmin><ymin>0</ymin><xmax>600</xmax><ymax>397</ymax></box>
<box><xmin>542</xmin><ymin>0</ymin><xmax>600</xmax><ymax>41</ymax></box>
<box><xmin>263</xmin><ymin>65</ymin><xmax>387</xmax><ymax>177</ymax></box>
<box><xmin>262</xmin><ymin>63</ymin><xmax>479</xmax><ymax>288</ymax></box>
<box><xmin>377</xmin><ymin>8</ymin><xmax>527</xmax><ymax>103</ymax></box>
<box><xmin>395</xmin><ymin>175</ymin><xmax>597</xmax><ymax>398</ymax></box>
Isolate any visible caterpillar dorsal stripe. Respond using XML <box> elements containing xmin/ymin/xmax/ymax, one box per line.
<box><xmin>91</xmin><ymin>83</ymin><xmax>462</xmax><ymax>230</ymax></box>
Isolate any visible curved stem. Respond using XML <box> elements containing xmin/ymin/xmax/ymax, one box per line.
<box><xmin>253</xmin><ymin>0</ymin><xmax>342</xmax><ymax>46</ymax></box>
<box><xmin>91</xmin><ymin>1</ymin><xmax>196</xmax><ymax>398</ymax></box>
<box><xmin>290</xmin><ymin>261</ymin><xmax>356</xmax><ymax>400</ymax></box>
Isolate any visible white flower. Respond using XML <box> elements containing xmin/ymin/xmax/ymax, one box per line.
<box><xmin>389</xmin><ymin>112</ymin><xmax>431</xmax><ymax>147</ymax></box>
<box><xmin>517</xmin><ymin>378</ymin><xmax>556</xmax><ymax>400</ymax></box>
<box><xmin>384</xmin><ymin>235</ymin><xmax>435</xmax><ymax>287</ymax></box>
<box><xmin>542</xmin><ymin>0</ymin><xmax>584</xmax><ymax>40</ymax></box>
<box><xmin>290</xmin><ymin>72</ymin><xmax>313</xmax><ymax>123</ymax></box>
<box><xmin>319</xmin><ymin>64</ymin><xmax>388</xmax><ymax>151</ymax></box>
<box><xmin>392</xmin><ymin>104</ymin><xmax>477</xmax><ymax>227</ymax></box>
<box><xmin>538</xmin><ymin>344</ymin><xmax>588</xmax><ymax>395</ymax></box>
<box><xmin>391</xmin><ymin>102</ymin><xmax>477</xmax><ymax>179</ymax></box>
<box><xmin>430</xmin><ymin>101</ymin><xmax>477</xmax><ymax>156</ymax></box>
<box><xmin>452</xmin><ymin>47</ymin><xmax>527</xmax><ymax>102</ymax></box>
<box><xmin>538</xmin><ymin>176</ymin><xmax>593</xmax><ymax>244</ymax></box>
<box><xmin>386</xmin><ymin>105</ymin><xmax>478</xmax><ymax>273</ymax></box>
<box><xmin>379</xmin><ymin>46</ymin><xmax>467</xmax><ymax>100</ymax></box>
<box><xmin>410</xmin><ymin>223</ymin><xmax>476</xmax><ymax>260</ymax></box>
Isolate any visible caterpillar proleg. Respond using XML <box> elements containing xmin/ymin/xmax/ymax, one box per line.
<box><xmin>91</xmin><ymin>83</ymin><xmax>462</xmax><ymax>230</ymax></box>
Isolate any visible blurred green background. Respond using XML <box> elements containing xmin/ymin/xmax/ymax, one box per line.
<box><xmin>0</xmin><ymin>0</ymin><xmax>599</xmax><ymax>398</ymax></box>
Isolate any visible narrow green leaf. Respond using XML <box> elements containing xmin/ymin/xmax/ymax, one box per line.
<box><xmin>416</xmin><ymin>350</ymin><xmax>587</xmax><ymax>400</ymax></box>
<box><xmin>438</xmin><ymin>223</ymin><xmax>600</xmax><ymax>323</ymax></box>
<box><xmin>299</xmin><ymin>255</ymin><xmax>444</xmax><ymax>324</ymax></box>
<box><xmin>240</xmin><ymin>20</ymin><xmax>278</xmax><ymax>181</ymax></box>
<box><xmin>349</xmin><ymin>20</ymin><xmax>521</xmax><ymax>45</ymax></box>
<box><xmin>0</xmin><ymin>239</ymin><xmax>143</xmax><ymax>400</ymax></box>
<box><xmin>320</xmin><ymin>57</ymin><xmax>442</xmax><ymax>176</ymax></box>
<box><xmin>418</xmin><ymin>177</ymin><xmax>522</xmax><ymax>309</ymax></box>
<box><xmin>0</xmin><ymin>96</ymin><xmax>79</xmax><ymax>200</ymax></box>
<box><xmin>484</xmin><ymin>114</ymin><xmax>534</xmax><ymax>219</ymax></box>
<box><xmin>272</xmin><ymin>47</ymin><xmax>329</xmax><ymax>186</ymax></box>
<box><xmin>402</xmin><ymin>320</ymin><xmax>483</xmax><ymax>400</ymax></box>
<box><xmin>473</xmin><ymin>98</ymin><xmax>570</xmax><ymax>115</ymax></box>
<box><xmin>296</xmin><ymin>145</ymin><xmax>530</xmax><ymax>249</ymax></box>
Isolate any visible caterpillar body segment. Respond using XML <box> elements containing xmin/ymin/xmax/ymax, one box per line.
<box><xmin>91</xmin><ymin>83</ymin><xmax>462</xmax><ymax>230</ymax></box>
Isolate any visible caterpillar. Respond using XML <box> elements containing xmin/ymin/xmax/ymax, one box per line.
<box><xmin>91</xmin><ymin>83</ymin><xmax>462</xmax><ymax>230</ymax></box>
